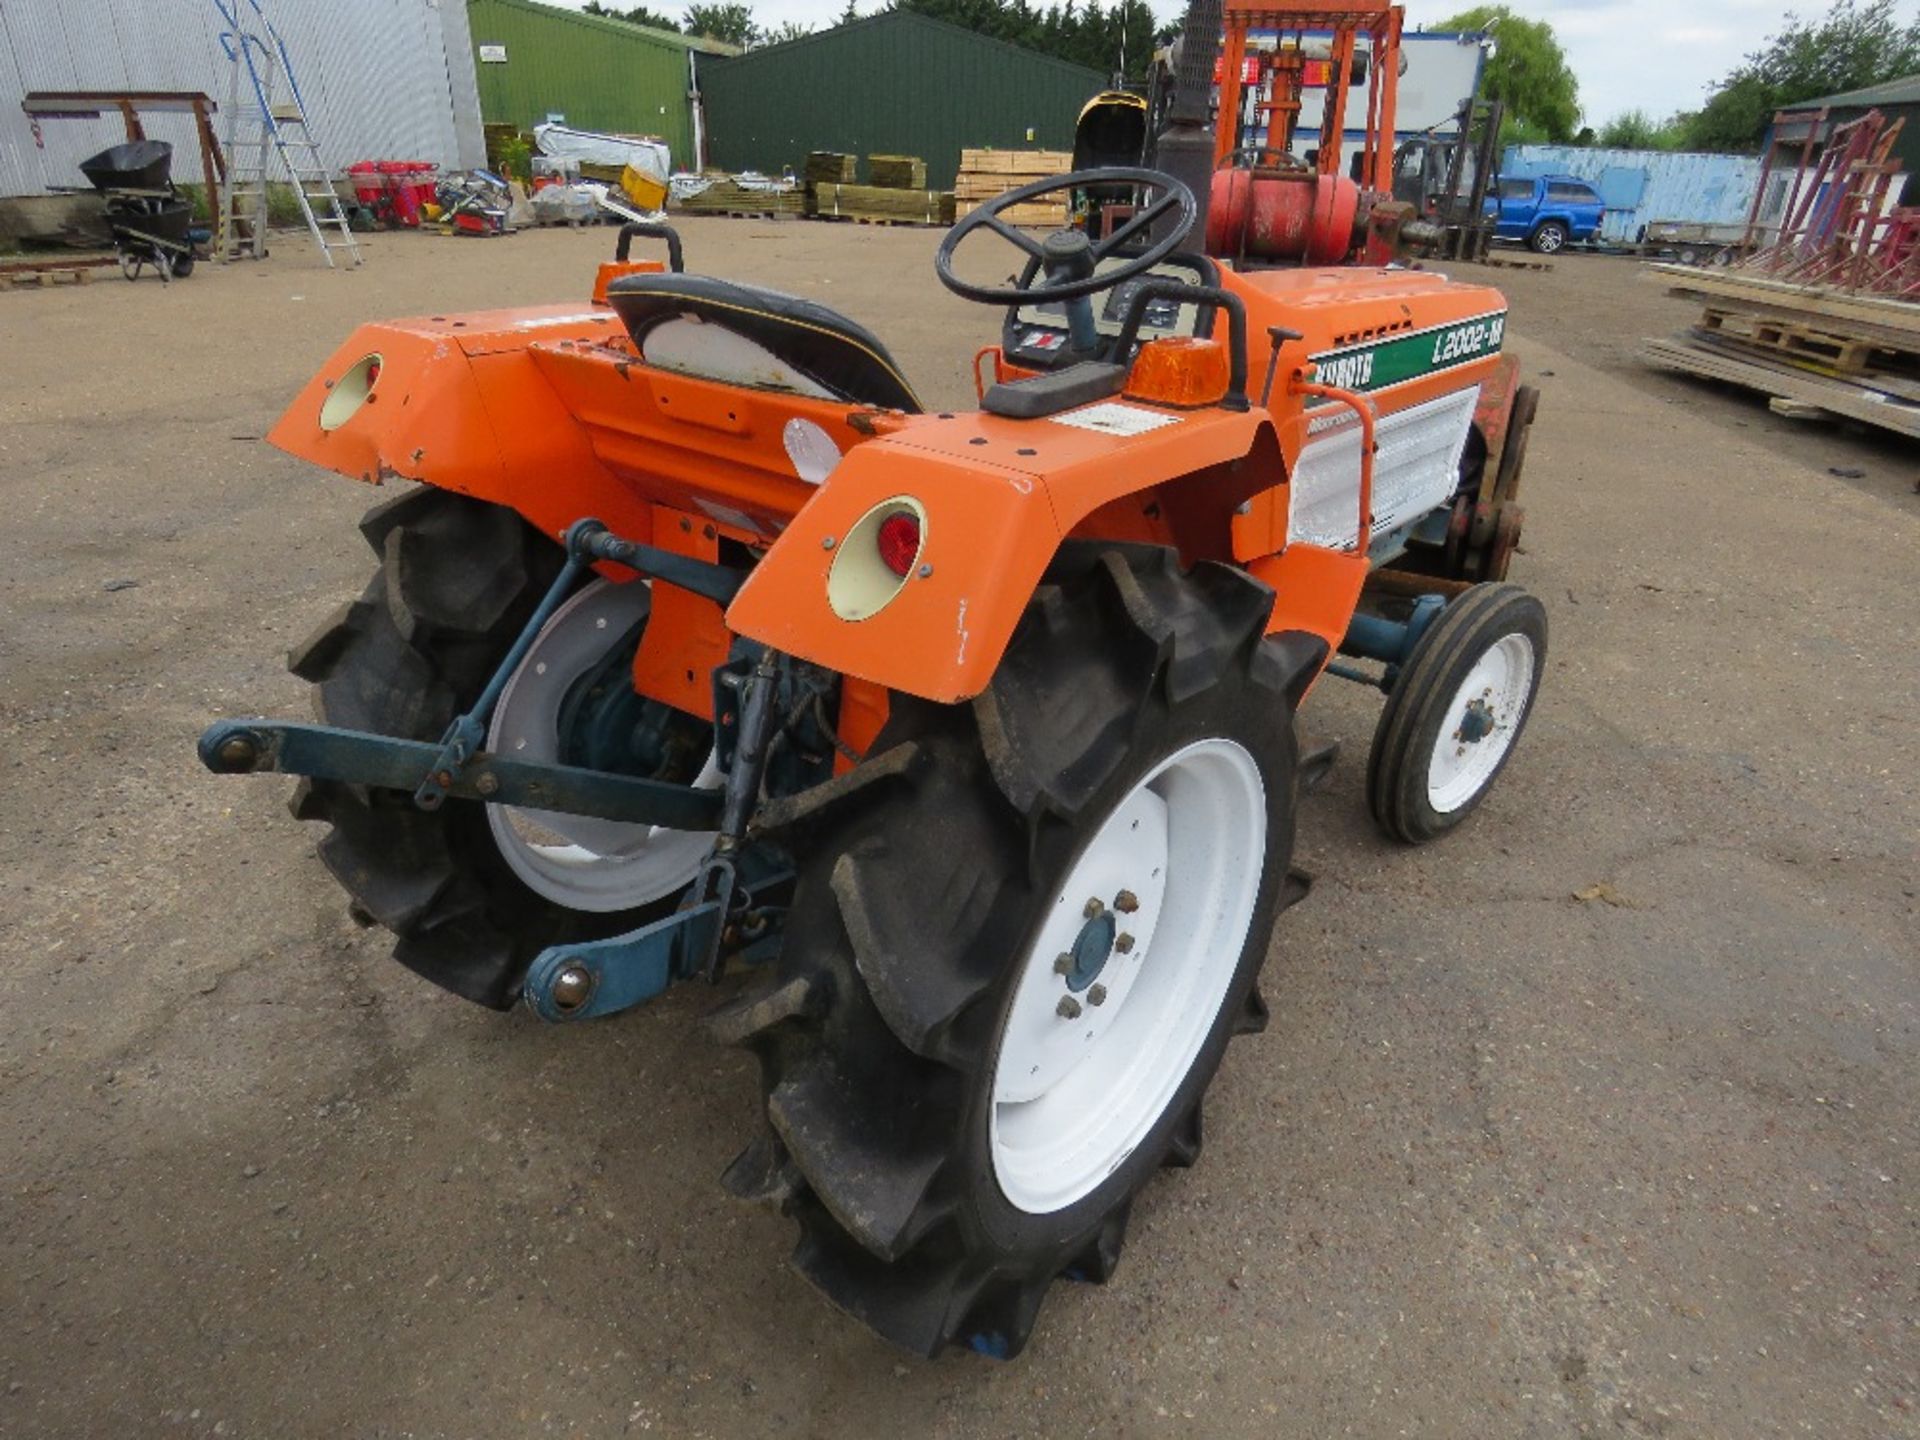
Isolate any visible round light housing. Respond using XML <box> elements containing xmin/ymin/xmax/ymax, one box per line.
<box><xmin>319</xmin><ymin>353</ymin><xmax>383</xmax><ymax>431</ymax></box>
<box><xmin>828</xmin><ymin>497</ymin><xmax>926</xmax><ymax>622</ymax></box>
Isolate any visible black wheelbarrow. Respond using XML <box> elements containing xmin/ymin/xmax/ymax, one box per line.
<box><xmin>79</xmin><ymin>140</ymin><xmax>210</xmax><ymax>282</ymax></box>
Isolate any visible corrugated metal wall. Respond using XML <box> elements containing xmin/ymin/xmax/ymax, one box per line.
<box><xmin>1503</xmin><ymin>145</ymin><xmax>1763</xmax><ymax>244</ymax></box>
<box><xmin>466</xmin><ymin>0</ymin><xmax>695</xmax><ymax>168</ymax></box>
<box><xmin>0</xmin><ymin>0</ymin><xmax>484</xmax><ymax>198</ymax></box>
<box><xmin>700</xmin><ymin>14</ymin><xmax>1105</xmax><ymax>190</ymax></box>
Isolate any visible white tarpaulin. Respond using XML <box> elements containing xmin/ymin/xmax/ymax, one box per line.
<box><xmin>532</xmin><ymin>124</ymin><xmax>670</xmax><ymax>182</ymax></box>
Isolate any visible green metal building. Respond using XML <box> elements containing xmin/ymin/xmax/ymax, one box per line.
<box><xmin>699</xmin><ymin>13</ymin><xmax>1106</xmax><ymax>190</ymax></box>
<box><xmin>466</xmin><ymin>0</ymin><xmax>734</xmax><ymax>170</ymax></box>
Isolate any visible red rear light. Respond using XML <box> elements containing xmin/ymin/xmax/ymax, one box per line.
<box><xmin>876</xmin><ymin>512</ymin><xmax>921</xmax><ymax>577</ymax></box>
<box><xmin>365</xmin><ymin>361</ymin><xmax>381</xmax><ymax>386</ymax></box>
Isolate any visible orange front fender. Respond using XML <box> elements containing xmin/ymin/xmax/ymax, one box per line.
<box><xmin>725</xmin><ymin>404</ymin><xmax>1278</xmax><ymax>703</ymax></box>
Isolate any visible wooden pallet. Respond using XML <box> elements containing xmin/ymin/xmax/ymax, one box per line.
<box><xmin>809</xmin><ymin>183</ymin><xmax>954</xmax><ymax>226</ymax></box>
<box><xmin>2</xmin><ymin>257</ymin><xmax>114</xmax><ymax>288</ymax></box>
<box><xmin>671</xmin><ymin>181</ymin><xmax>805</xmax><ymax>218</ymax></box>
<box><xmin>955</xmin><ymin>199</ymin><xmax>1068</xmax><ymax>228</ymax></box>
<box><xmin>1642</xmin><ymin>335</ymin><xmax>1920</xmax><ymax>439</ymax></box>
<box><xmin>1697</xmin><ymin>308</ymin><xmax>1910</xmax><ymax>377</ymax></box>
<box><xmin>807</xmin><ymin>212</ymin><xmax>944</xmax><ymax>228</ymax></box>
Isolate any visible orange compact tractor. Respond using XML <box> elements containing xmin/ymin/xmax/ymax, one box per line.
<box><xmin>201</xmin><ymin>154</ymin><xmax>1545</xmax><ymax>1353</ymax></box>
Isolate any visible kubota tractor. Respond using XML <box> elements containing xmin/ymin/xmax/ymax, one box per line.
<box><xmin>200</xmin><ymin>164</ymin><xmax>1545</xmax><ymax>1356</ymax></box>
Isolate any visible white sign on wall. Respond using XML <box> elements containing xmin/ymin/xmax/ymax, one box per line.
<box><xmin>479</xmin><ymin>43</ymin><xmax>507</xmax><ymax>62</ymax></box>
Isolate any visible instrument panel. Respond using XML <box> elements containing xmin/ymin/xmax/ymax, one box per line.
<box><xmin>1003</xmin><ymin>256</ymin><xmax>1216</xmax><ymax>370</ymax></box>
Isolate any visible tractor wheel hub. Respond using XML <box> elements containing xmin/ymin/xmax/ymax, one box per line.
<box><xmin>1064</xmin><ymin>909</ymin><xmax>1118</xmax><ymax>992</ymax></box>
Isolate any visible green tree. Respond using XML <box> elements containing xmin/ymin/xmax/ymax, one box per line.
<box><xmin>837</xmin><ymin>0</ymin><xmax>859</xmax><ymax>21</ymax></box>
<box><xmin>892</xmin><ymin>0</ymin><xmax>1158</xmax><ymax>79</ymax></box>
<box><xmin>1438</xmin><ymin>5</ymin><xmax>1581</xmax><ymax>143</ymax></box>
<box><xmin>582</xmin><ymin>2</ymin><xmax>681</xmax><ymax>29</ymax></box>
<box><xmin>1682</xmin><ymin>0</ymin><xmax>1920</xmax><ymax>152</ymax></box>
<box><xmin>1595</xmin><ymin>108</ymin><xmax>1687</xmax><ymax>150</ymax></box>
<box><xmin>683</xmin><ymin>1</ymin><xmax>760</xmax><ymax>46</ymax></box>
<box><xmin>764</xmin><ymin>19</ymin><xmax>813</xmax><ymax>42</ymax></box>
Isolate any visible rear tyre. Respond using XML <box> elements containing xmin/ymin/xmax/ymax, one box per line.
<box><xmin>1528</xmin><ymin>220</ymin><xmax>1568</xmax><ymax>255</ymax></box>
<box><xmin>709</xmin><ymin>545</ymin><xmax>1311</xmax><ymax>1357</ymax></box>
<box><xmin>288</xmin><ymin>487</ymin><xmax>686</xmax><ymax>1008</ymax></box>
<box><xmin>1366</xmin><ymin>583</ymin><xmax>1547</xmax><ymax>844</ymax></box>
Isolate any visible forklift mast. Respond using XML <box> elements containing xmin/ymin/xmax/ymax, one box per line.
<box><xmin>1210</xmin><ymin>1</ymin><xmax>1404</xmax><ymax>189</ymax></box>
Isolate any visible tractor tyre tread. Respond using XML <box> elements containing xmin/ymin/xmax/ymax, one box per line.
<box><xmin>714</xmin><ymin>542</ymin><xmax>1308</xmax><ymax>1358</ymax></box>
<box><xmin>288</xmin><ymin>487</ymin><xmax>632</xmax><ymax>1009</ymax></box>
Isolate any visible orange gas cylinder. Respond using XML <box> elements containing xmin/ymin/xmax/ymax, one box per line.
<box><xmin>1206</xmin><ymin>168</ymin><xmax>1361</xmax><ymax>265</ymax></box>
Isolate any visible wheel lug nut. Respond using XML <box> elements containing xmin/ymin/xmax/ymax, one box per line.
<box><xmin>1088</xmin><ymin>983</ymin><xmax>1108</xmax><ymax>1006</ymax></box>
<box><xmin>1056</xmin><ymin>996</ymin><xmax>1082</xmax><ymax>1020</ymax></box>
<box><xmin>1083</xmin><ymin>897</ymin><xmax>1105</xmax><ymax>919</ymax></box>
<box><xmin>1114</xmin><ymin>932</ymin><xmax>1135</xmax><ymax>954</ymax></box>
<box><xmin>1114</xmin><ymin>889</ymin><xmax>1139</xmax><ymax>914</ymax></box>
<box><xmin>1052</xmin><ymin>952</ymin><xmax>1073</xmax><ymax>977</ymax></box>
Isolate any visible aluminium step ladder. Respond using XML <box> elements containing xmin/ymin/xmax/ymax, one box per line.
<box><xmin>214</xmin><ymin>0</ymin><xmax>361</xmax><ymax>268</ymax></box>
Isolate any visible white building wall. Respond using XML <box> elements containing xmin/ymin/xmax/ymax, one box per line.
<box><xmin>0</xmin><ymin>0</ymin><xmax>484</xmax><ymax>197</ymax></box>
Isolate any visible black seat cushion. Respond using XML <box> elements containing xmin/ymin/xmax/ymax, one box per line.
<box><xmin>605</xmin><ymin>272</ymin><xmax>922</xmax><ymax>413</ymax></box>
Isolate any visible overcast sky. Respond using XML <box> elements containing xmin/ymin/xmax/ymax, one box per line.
<box><xmin>555</xmin><ymin>0</ymin><xmax>1920</xmax><ymax>128</ymax></box>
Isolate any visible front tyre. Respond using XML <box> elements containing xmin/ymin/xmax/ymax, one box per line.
<box><xmin>1366</xmin><ymin>583</ymin><xmax>1547</xmax><ymax>844</ymax></box>
<box><xmin>710</xmin><ymin>546</ymin><xmax>1312</xmax><ymax>1358</ymax></box>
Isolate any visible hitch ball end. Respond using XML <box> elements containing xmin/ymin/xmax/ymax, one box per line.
<box><xmin>218</xmin><ymin>734</ymin><xmax>260</xmax><ymax>769</ymax></box>
<box><xmin>199</xmin><ymin>724</ymin><xmax>263</xmax><ymax>773</ymax></box>
<box><xmin>551</xmin><ymin>964</ymin><xmax>595</xmax><ymax>1014</ymax></box>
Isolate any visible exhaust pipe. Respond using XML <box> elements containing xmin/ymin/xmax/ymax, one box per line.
<box><xmin>1151</xmin><ymin>0</ymin><xmax>1225</xmax><ymax>243</ymax></box>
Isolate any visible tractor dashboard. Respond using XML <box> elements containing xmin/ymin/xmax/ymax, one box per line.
<box><xmin>1004</xmin><ymin>253</ymin><xmax>1219</xmax><ymax>370</ymax></box>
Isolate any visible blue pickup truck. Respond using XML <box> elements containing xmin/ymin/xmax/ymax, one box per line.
<box><xmin>1494</xmin><ymin>174</ymin><xmax>1606</xmax><ymax>253</ymax></box>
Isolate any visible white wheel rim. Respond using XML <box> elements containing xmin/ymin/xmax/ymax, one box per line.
<box><xmin>485</xmin><ymin>579</ymin><xmax>718</xmax><ymax>912</ymax></box>
<box><xmin>1425</xmin><ymin>632</ymin><xmax>1535</xmax><ymax>814</ymax></box>
<box><xmin>989</xmin><ymin>738</ymin><xmax>1267</xmax><ymax>1215</ymax></box>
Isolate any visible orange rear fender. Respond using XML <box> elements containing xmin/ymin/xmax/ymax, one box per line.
<box><xmin>725</xmin><ymin>404</ymin><xmax>1280</xmax><ymax>703</ymax></box>
<box><xmin>269</xmin><ymin>308</ymin><xmax>891</xmax><ymax>552</ymax></box>
<box><xmin>267</xmin><ymin>306</ymin><xmax>639</xmax><ymax>539</ymax></box>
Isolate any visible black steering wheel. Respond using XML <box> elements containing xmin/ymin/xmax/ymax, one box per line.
<box><xmin>934</xmin><ymin>167</ymin><xmax>1197</xmax><ymax>308</ymax></box>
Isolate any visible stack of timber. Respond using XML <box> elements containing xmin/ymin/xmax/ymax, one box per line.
<box><xmin>811</xmin><ymin>183</ymin><xmax>955</xmax><ymax>226</ymax></box>
<box><xmin>955</xmin><ymin>149</ymin><xmax>1071</xmax><ymax>228</ymax></box>
<box><xmin>867</xmin><ymin>154</ymin><xmax>928</xmax><ymax>190</ymax></box>
<box><xmin>1641</xmin><ymin>265</ymin><xmax>1920</xmax><ymax>441</ymax></box>
<box><xmin>804</xmin><ymin>151</ymin><xmax>857</xmax><ymax>185</ymax></box>
<box><xmin>671</xmin><ymin>176</ymin><xmax>805</xmax><ymax>218</ymax></box>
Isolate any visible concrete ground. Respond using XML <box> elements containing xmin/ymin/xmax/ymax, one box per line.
<box><xmin>1</xmin><ymin>221</ymin><xmax>1914</xmax><ymax>1440</ymax></box>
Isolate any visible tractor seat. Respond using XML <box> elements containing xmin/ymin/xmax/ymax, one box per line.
<box><xmin>605</xmin><ymin>272</ymin><xmax>922</xmax><ymax>413</ymax></box>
